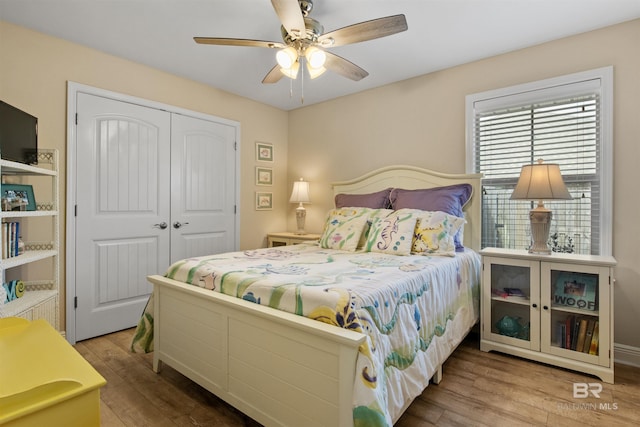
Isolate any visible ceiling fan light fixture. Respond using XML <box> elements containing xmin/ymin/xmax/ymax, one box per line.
<box><xmin>305</xmin><ymin>46</ymin><xmax>326</xmax><ymax>69</ymax></box>
<box><xmin>280</xmin><ymin>60</ymin><xmax>300</xmax><ymax>79</ymax></box>
<box><xmin>276</xmin><ymin>46</ymin><xmax>297</xmax><ymax>69</ymax></box>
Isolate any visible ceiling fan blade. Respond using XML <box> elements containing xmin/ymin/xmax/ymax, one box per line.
<box><xmin>194</xmin><ymin>37</ymin><xmax>285</xmax><ymax>49</ymax></box>
<box><xmin>262</xmin><ymin>65</ymin><xmax>285</xmax><ymax>84</ymax></box>
<box><xmin>271</xmin><ymin>0</ymin><xmax>306</xmax><ymax>39</ymax></box>
<box><xmin>318</xmin><ymin>14</ymin><xmax>408</xmax><ymax>47</ymax></box>
<box><xmin>324</xmin><ymin>51</ymin><xmax>369</xmax><ymax>81</ymax></box>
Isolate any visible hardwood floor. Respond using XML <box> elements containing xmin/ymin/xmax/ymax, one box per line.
<box><xmin>75</xmin><ymin>328</ymin><xmax>640</xmax><ymax>426</ymax></box>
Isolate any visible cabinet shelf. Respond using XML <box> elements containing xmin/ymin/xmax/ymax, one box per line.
<box><xmin>491</xmin><ymin>295</ymin><xmax>530</xmax><ymax>306</ymax></box>
<box><xmin>0</xmin><ymin>158</ymin><xmax>57</xmax><ymax>176</ymax></box>
<box><xmin>1</xmin><ymin>250</ymin><xmax>57</xmax><ymax>268</ymax></box>
<box><xmin>0</xmin><ymin>210</ymin><xmax>58</xmax><ymax>219</ymax></box>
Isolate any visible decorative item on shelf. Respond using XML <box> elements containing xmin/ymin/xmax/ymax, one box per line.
<box><xmin>510</xmin><ymin>159</ymin><xmax>572</xmax><ymax>254</ymax></box>
<box><xmin>2</xmin><ymin>280</ymin><xmax>25</xmax><ymax>303</ymax></box>
<box><xmin>553</xmin><ymin>272</ymin><xmax>598</xmax><ymax>311</ymax></box>
<box><xmin>495</xmin><ymin>315</ymin><xmax>530</xmax><ymax>340</ymax></box>
<box><xmin>1</xmin><ymin>184</ymin><xmax>37</xmax><ymax>211</ymax></box>
<box><xmin>289</xmin><ymin>178</ymin><xmax>310</xmax><ymax>235</ymax></box>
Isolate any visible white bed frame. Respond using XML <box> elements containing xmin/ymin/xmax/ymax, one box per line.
<box><xmin>149</xmin><ymin>165</ymin><xmax>482</xmax><ymax>427</ymax></box>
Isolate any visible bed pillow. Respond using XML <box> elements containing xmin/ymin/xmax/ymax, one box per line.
<box><xmin>319</xmin><ymin>213</ymin><xmax>369</xmax><ymax>251</ymax></box>
<box><xmin>409</xmin><ymin>210</ymin><xmax>466</xmax><ymax>256</ymax></box>
<box><xmin>334</xmin><ymin>188</ymin><xmax>392</xmax><ymax>209</ymax></box>
<box><xmin>389</xmin><ymin>184</ymin><xmax>472</xmax><ymax>250</ymax></box>
<box><xmin>364</xmin><ymin>211</ymin><xmax>417</xmax><ymax>255</ymax></box>
<box><xmin>321</xmin><ymin>207</ymin><xmax>393</xmax><ymax>249</ymax></box>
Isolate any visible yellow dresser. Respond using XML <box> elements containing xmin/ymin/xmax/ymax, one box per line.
<box><xmin>0</xmin><ymin>318</ymin><xmax>106</xmax><ymax>426</ymax></box>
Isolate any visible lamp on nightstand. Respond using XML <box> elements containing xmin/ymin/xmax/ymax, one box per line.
<box><xmin>289</xmin><ymin>178</ymin><xmax>310</xmax><ymax>235</ymax></box>
<box><xmin>511</xmin><ymin>159</ymin><xmax>572</xmax><ymax>254</ymax></box>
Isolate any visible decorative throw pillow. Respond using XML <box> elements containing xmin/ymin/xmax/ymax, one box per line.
<box><xmin>389</xmin><ymin>184</ymin><xmax>473</xmax><ymax>251</ymax></box>
<box><xmin>321</xmin><ymin>207</ymin><xmax>393</xmax><ymax>250</ymax></box>
<box><xmin>364</xmin><ymin>211</ymin><xmax>417</xmax><ymax>255</ymax></box>
<box><xmin>319</xmin><ymin>213</ymin><xmax>369</xmax><ymax>251</ymax></box>
<box><xmin>410</xmin><ymin>210</ymin><xmax>466</xmax><ymax>256</ymax></box>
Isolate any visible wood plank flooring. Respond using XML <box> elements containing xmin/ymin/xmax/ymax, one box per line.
<box><xmin>75</xmin><ymin>328</ymin><xmax>640</xmax><ymax>426</ymax></box>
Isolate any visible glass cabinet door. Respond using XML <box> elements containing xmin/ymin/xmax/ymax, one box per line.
<box><xmin>483</xmin><ymin>257</ymin><xmax>540</xmax><ymax>351</ymax></box>
<box><xmin>540</xmin><ymin>262</ymin><xmax>610</xmax><ymax>367</ymax></box>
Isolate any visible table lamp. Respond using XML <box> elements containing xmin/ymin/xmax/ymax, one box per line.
<box><xmin>510</xmin><ymin>159</ymin><xmax>572</xmax><ymax>254</ymax></box>
<box><xmin>289</xmin><ymin>178</ymin><xmax>310</xmax><ymax>234</ymax></box>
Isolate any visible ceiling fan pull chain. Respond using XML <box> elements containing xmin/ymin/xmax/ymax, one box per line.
<box><xmin>289</xmin><ymin>76</ymin><xmax>293</xmax><ymax>98</ymax></box>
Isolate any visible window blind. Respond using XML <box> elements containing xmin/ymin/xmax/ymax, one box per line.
<box><xmin>473</xmin><ymin>94</ymin><xmax>600</xmax><ymax>255</ymax></box>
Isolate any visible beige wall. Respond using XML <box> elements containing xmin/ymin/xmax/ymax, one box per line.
<box><xmin>288</xmin><ymin>19</ymin><xmax>640</xmax><ymax>351</ymax></box>
<box><xmin>0</xmin><ymin>21</ymin><xmax>289</xmax><ymax>330</ymax></box>
<box><xmin>2</xmin><ymin>18</ymin><xmax>638</xmax><ymax>353</ymax></box>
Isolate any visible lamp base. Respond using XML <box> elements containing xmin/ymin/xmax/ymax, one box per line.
<box><xmin>295</xmin><ymin>205</ymin><xmax>306</xmax><ymax>235</ymax></box>
<box><xmin>528</xmin><ymin>206</ymin><xmax>552</xmax><ymax>254</ymax></box>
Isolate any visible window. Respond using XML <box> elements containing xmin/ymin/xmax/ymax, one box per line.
<box><xmin>466</xmin><ymin>67</ymin><xmax>613</xmax><ymax>255</ymax></box>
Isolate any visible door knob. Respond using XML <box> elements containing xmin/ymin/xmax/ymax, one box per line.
<box><xmin>173</xmin><ymin>221</ymin><xmax>189</xmax><ymax>229</ymax></box>
<box><xmin>153</xmin><ymin>222</ymin><xmax>168</xmax><ymax>229</ymax></box>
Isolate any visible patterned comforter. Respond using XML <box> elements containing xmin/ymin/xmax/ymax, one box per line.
<box><xmin>132</xmin><ymin>243</ymin><xmax>480</xmax><ymax>426</ymax></box>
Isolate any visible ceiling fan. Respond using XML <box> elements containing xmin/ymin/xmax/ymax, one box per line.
<box><xmin>194</xmin><ymin>0</ymin><xmax>408</xmax><ymax>84</ymax></box>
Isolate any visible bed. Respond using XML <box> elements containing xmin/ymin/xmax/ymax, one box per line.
<box><xmin>131</xmin><ymin>165</ymin><xmax>483</xmax><ymax>427</ymax></box>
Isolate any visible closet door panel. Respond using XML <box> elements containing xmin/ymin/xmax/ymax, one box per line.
<box><xmin>170</xmin><ymin>114</ymin><xmax>237</xmax><ymax>263</ymax></box>
<box><xmin>75</xmin><ymin>93</ymin><xmax>171</xmax><ymax>341</ymax></box>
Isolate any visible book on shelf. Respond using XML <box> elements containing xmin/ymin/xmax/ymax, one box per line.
<box><xmin>583</xmin><ymin>319</ymin><xmax>596</xmax><ymax>353</ymax></box>
<box><xmin>588</xmin><ymin>321</ymin><xmax>599</xmax><ymax>355</ymax></box>
<box><xmin>575</xmin><ymin>318</ymin><xmax>588</xmax><ymax>353</ymax></box>
<box><xmin>1</xmin><ymin>221</ymin><xmax>21</xmax><ymax>259</ymax></box>
<box><xmin>503</xmin><ymin>287</ymin><xmax>528</xmax><ymax>298</ymax></box>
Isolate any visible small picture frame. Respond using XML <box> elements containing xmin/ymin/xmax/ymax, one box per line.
<box><xmin>255</xmin><ymin>192</ymin><xmax>273</xmax><ymax>210</ymax></box>
<box><xmin>255</xmin><ymin>167</ymin><xmax>273</xmax><ymax>186</ymax></box>
<box><xmin>256</xmin><ymin>142</ymin><xmax>274</xmax><ymax>162</ymax></box>
<box><xmin>1</xmin><ymin>184</ymin><xmax>36</xmax><ymax>211</ymax></box>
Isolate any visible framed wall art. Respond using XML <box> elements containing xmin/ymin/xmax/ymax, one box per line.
<box><xmin>255</xmin><ymin>192</ymin><xmax>273</xmax><ymax>210</ymax></box>
<box><xmin>256</xmin><ymin>167</ymin><xmax>273</xmax><ymax>186</ymax></box>
<box><xmin>256</xmin><ymin>142</ymin><xmax>273</xmax><ymax>162</ymax></box>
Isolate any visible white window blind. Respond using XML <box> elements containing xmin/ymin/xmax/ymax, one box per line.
<box><xmin>466</xmin><ymin>68</ymin><xmax>613</xmax><ymax>255</ymax></box>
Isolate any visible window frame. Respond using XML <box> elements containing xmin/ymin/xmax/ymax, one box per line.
<box><xmin>465</xmin><ymin>67</ymin><xmax>613</xmax><ymax>256</ymax></box>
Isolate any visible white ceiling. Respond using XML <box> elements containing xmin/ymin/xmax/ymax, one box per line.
<box><xmin>2</xmin><ymin>0</ymin><xmax>640</xmax><ymax>111</ymax></box>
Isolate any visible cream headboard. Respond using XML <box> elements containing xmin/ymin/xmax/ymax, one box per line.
<box><xmin>332</xmin><ymin>165</ymin><xmax>483</xmax><ymax>251</ymax></box>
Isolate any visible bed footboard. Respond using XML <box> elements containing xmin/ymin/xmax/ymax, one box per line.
<box><xmin>149</xmin><ymin>275</ymin><xmax>366</xmax><ymax>427</ymax></box>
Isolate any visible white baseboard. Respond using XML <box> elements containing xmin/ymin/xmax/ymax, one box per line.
<box><xmin>614</xmin><ymin>343</ymin><xmax>640</xmax><ymax>368</ymax></box>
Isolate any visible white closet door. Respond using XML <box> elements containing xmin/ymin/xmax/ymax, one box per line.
<box><xmin>75</xmin><ymin>93</ymin><xmax>171</xmax><ymax>341</ymax></box>
<box><xmin>170</xmin><ymin>114</ymin><xmax>237</xmax><ymax>263</ymax></box>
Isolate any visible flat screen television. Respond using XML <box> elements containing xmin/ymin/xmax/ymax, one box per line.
<box><xmin>0</xmin><ymin>101</ymin><xmax>38</xmax><ymax>165</ymax></box>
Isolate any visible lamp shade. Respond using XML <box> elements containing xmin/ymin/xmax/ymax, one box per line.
<box><xmin>289</xmin><ymin>178</ymin><xmax>310</xmax><ymax>204</ymax></box>
<box><xmin>511</xmin><ymin>159</ymin><xmax>572</xmax><ymax>201</ymax></box>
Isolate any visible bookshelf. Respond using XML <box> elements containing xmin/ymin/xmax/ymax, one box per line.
<box><xmin>0</xmin><ymin>150</ymin><xmax>59</xmax><ymax>329</ymax></box>
<box><xmin>480</xmin><ymin>247</ymin><xmax>616</xmax><ymax>383</ymax></box>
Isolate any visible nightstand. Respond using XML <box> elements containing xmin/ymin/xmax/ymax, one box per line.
<box><xmin>267</xmin><ymin>232</ymin><xmax>321</xmax><ymax>247</ymax></box>
<box><xmin>480</xmin><ymin>247</ymin><xmax>616</xmax><ymax>383</ymax></box>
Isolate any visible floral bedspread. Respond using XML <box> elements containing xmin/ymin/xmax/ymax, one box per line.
<box><xmin>131</xmin><ymin>243</ymin><xmax>480</xmax><ymax>426</ymax></box>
